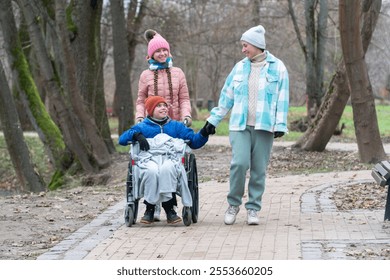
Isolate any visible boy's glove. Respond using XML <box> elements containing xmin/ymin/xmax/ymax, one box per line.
<box><xmin>200</xmin><ymin>121</ymin><xmax>216</xmax><ymax>137</ymax></box>
<box><xmin>136</xmin><ymin>117</ymin><xmax>144</xmax><ymax>123</ymax></box>
<box><xmin>274</xmin><ymin>131</ymin><xmax>284</xmax><ymax>138</ymax></box>
<box><xmin>133</xmin><ymin>132</ymin><xmax>150</xmax><ymax>151</ymax></box>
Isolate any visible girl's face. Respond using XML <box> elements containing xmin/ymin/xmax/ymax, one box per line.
<box><xmin>152</xmin><ymin>48</ymin><xmax>169</xmax><ymax>63</ymax></box>
<box><xmin>152</xmin><ymin>102</ymin><xmax>168</xmax><ymax>119</ymax></box>
<box><xmin>241</xmin><ymin>41</ymin><xmax>263</xmax><ymax>59</ymax></box>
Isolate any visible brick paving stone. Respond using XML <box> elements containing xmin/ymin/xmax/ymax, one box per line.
<box><xmin>38</xmin><ymin>140</ymin><xmax>390</xmax><ymax>260</ymax></box>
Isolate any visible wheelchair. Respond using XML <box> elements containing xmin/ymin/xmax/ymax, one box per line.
<box><xmin>124</xmin><ymin>140</ymin><xmax>199</xmax><ymax>227</ymax></box>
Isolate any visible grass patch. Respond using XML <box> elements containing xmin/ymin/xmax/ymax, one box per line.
<box><xmin>0</xmin><ymin>136</ymin><xmax>52</xmax><ymax>184</ymax></box>
<box><xmin>192</xmin><ymin>105</ymin><xmax>390</xmax><ymax>140</ymax></box>
<box><xmin>110</xmin><ymin>105</ymin><xmax>390</xmax><ymax>141</ymax></box>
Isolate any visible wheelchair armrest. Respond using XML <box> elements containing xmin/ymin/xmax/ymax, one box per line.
<box><xmin>129</xmin><ymin>142</ymin><xmax>140</xmax><ymax>157</ymax></box>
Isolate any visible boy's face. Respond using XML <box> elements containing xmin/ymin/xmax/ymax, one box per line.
<box><xmin>152</xmin><ymin>102</ymin><xmax>168</xmax><ymax>119</ymax></box>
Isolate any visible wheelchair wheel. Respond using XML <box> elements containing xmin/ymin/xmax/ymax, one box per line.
<box><xmin>182</xmin><ymin>206</ymin><xmax>192</xmax><ymax>226</ymax></box>
<box><xmin>125</xmin><ymin>158</ymin><xmax>139</xmax><ymax>226</ymax></box>
<box><xmin>188</xmin><ymin>154</ymin><xmax>199</xmax><ymax>223</ymax></box>
<box><xmin>124</xmin><ymin>205</ymin><xmax>134</xmax><ymax>227</ymax></box>
<box><xmin>124</xmin><ymin>200</ymin><xmax>139</xmax><ymax>227</ymax></box>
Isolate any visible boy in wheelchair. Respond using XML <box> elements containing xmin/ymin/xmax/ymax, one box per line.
<box><xmin>118</xmin><ymin>96</ymin><xmax>214</xmax><ymax>224</ymax></box>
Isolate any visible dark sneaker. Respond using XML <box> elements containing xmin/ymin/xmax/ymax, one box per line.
<box><xmin>154</xmin><ymin>204</ymin><xmax>161</xmax><ymax>221</ymax></box>
<box><xmin>166</xmin><ymin>209</ymin><xmax>182</xmax><ymax>224</ymax></box>
<box><xmin>140</xmin><ymin>208</ymin><xmax>154</xmax><ymax>224</ymax></box>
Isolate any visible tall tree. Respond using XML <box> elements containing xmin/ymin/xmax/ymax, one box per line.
<box><xmin>17</xmin><ymin>0</ymin><xmax>98</xmax><ymax>178</ymax></box>
<box><xmin>288</xmin><ymin>0</ymin><xmax>328</xmax><ymax>119</ymax></box>
<box><xmin>0</xmin><ymin>0</ymin><xmax>78</xmax><ymax>189</ymax></box>
<box><xmin>55</xmin><ymin>0</ymin><xmax>111</xmax><ymax>168</ymax></box>
<box><xmin>121</xmin><ymin>0</ymin><xmax>148</xmax><ymax>127</ymax></box>
<box><xmin>110</xmin><ymin>0</ymin><xmax>133</xmax><ymax>135</ymax></box>
<box><xmin>339</xmin><ymin>0</ymin><xmax>385</xmax><ymax>163</ymax></box>
<box><xmin>294</xmin><ymin>0</ymin><xmax>383</xmax><ymax>158</ymax></box>
<box><xmin>0</xmin><ymin>59</ymin><xmax>45</xmax><ymax>193</ymax></box>
<box><xmin>69</xmin><ymin>0</ymin><xmax>115</xmax><ymax>153</ymax></box>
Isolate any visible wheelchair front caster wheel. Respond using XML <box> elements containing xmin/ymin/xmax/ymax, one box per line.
<box><xmin>124</xmin><ymin>206</ymin><xmax>134</xmax><ymax>227</ymax></box>
<box><xmin>182</xmin><ymin>207</ymin><xmax>192</xmax><ymax>226</ymax></box>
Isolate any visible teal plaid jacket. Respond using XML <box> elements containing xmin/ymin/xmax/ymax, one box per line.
<box><xmin>207</xmin><ymin>51</ymin><xmax>289</xmax><ymax>133</ymax></box>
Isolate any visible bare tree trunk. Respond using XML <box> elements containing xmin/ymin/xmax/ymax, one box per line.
<box><xmin>305</xmin><ymin>0</ymin><xmax>317</xmax><ymax>118</ymax></box>
<box><xmin>0</xmin><ymin>0</ymin><xmax>59</xmax><ymax>160</ymax></box>
<box><xmin>122</xmin><ymin>0</ymin><xmax>147</xmax><ymax>123</ymax></box>
<box><xmin>126</xmin><ymin>0</ymin><xmax>148</xmax><ymax>76</ymax></box>
<box><xmin>251</xmin><ymin>0</ymin><xmax>262</xmax><ymax>25</ymax></box>
<box><xmin>294</xmin><ymin>0</ymin><xmax>383</xmax><ymax>155</ymax></box>
<box><xmin>1</xmin><ymin>0</ymin><xmax>90</xmax><ymax>187</ymax></box>
<box><xmin>289</xmin><ymin>0</ymin><xmax>328</xmax><ymax>119</ymax></box>
<box><xmin>339</xmin><ymin>0</ymin><xmax>385</xmax><ymax>163</ymax></box>
<box><xmin>71</xmin><ymin>0</ymin><xmax>115</xmax><ymax>153</ymax></box>
<box><xmin>316</xmin><ymin>0</ymin><xmax>327</xmax><ymax>103</ymax></box>
<box><xmin>17</xmin><ymin>0</ymin><xmax>97</xmax><ymax>176</ymax></box>
<box><xmin>0</xmin><ymin>60</ymin><xmax>45</xmax><ymax>193</ymax></box>
<box><xmin>293</xmin><ymin>61</ymin><xmax>350</xmax><ymax>150</ymax></box>
<box><xmin>110</xmin><ymin>0</ymin><xmax>134</xmax><ymax>135</ymax></box>
<box><xmin>55</xmin><ymin>0</ymin><xmax>111</xmax><ymax>168</ymax></box>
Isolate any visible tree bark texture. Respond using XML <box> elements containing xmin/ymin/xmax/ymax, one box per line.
<box><xmin>1</xmin><ymin>0</ymin><xmax>81</xmax><ymax>189</ymax></box>
<box><xmin>18</xmin><ymin>0</ymin><xmax>97</xmax><ymax>176</ymax></box>
<box><xmin>55</xmin><ymin>0</ymin><xmax>111</xmax><ymax>168</ymax></box>
<box><xmin>293</xmin><ymin>61</ymin><xmax>350</xmax><ymax>151</ymax></box>
<box><xmin>111</xmin><ymin>0</ymin><xmax>134</xmax><ymax>135</ymax></box>
<box><xmin>70</xmin><ymin>0</ymin><xmax>115</xmax><ymax>153</ymax></box>
<box><xmin>0</xmin><ymin>60</ymin><xmax>45</xmax><ymax>193</ymax></box>
<box><xmin>304</xmin><ymin>0</ymin><xmax>317</xmax><ymax>118</ymax></box>
<box><xmin>339</xmin><ymin>0</ymin><xmax>385</xmax><ymax>163</ymax></box>
<box><xmin>295</xmin><ymin>0</ymin><xmax>383</xmax><ymax>157</ymax></box>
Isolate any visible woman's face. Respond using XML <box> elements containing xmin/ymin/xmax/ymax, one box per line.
<box><xmin>152</xmin><ymin>48</ymin><xmax>169</xmax><ymax>63</ymax></box>
<box><xmin>241</xmin><ymin>41</ymin><xmax>263</xmax><ymax>59</ymax></box>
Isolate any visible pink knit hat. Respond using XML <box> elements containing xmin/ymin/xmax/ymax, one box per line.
<box><xmin>144</xmin><ymin>29</ymin><xmax>170</xmax><ymax>58</ymax></box>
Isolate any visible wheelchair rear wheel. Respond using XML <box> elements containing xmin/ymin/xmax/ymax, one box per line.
<box><xmin>187</xmin><ymin>154</ymin><xmax>199</xmax><ymax>223</ymax></box>
<box><xmin>125</xmin><ymin>159</ymin><xmax>139</xmax><ymax>226</ymax></box>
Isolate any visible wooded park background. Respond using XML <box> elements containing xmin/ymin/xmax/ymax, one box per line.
<box><xmin>1</xmin><ymin>0</ymin><xmax>390</xmax><ymax>192</ymax></box>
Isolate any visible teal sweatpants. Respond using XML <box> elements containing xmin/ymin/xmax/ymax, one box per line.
<box><xmin>228</xmin><ymin>127</ymin><xmax>274</xmax><ymax>211</ymax></box>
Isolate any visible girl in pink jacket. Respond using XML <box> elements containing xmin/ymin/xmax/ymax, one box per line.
<box><xmin>136</xmin><ymin>29</ymin><xmax>192</xmax><ymax>126</ymax></box>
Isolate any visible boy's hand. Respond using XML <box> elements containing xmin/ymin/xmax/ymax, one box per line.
<box><xmin>200</xmin><ymin>121</ymin><xmax>216</xmax><ymax>137</ymax></box>
<box><xmin>133</xmin><ymin>133</ymin><xmax>150</xmax><ymax>151</ymax></box>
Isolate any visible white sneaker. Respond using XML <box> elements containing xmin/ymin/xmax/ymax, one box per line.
<box><xmin>247</xmin><ymin>209</ymin><xmax>259</xmax><ymax>225</ymax></box>
<box><xmin>224</xmin><ymin>205</ymin><xmax>240</xmax><ymax>225</ymax></box>
<box><xmin>154</xmin><ymin>204</ymin><xmax>161</xmax><ymax>221</ymax></box>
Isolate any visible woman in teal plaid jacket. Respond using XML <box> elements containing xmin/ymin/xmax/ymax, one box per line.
<box><xmin>206</xmin><ymin>25</ymin><xmax>289</xmax><ymax>226</ymax></box>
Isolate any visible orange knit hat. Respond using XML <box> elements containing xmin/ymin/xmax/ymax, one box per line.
<box><xmin>145</xmin><ymin>96</ymin><xmax>167</xmax><ymax>115</ymax></box>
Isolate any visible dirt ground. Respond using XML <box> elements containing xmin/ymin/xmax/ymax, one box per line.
<box><xmin>0</xmin><ymin>141</ymin><xmax>388</xmax><ymax>260</ymax></box>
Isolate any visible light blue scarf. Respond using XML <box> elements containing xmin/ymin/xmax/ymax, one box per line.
<box><xmin>148</xmin><ymin>57</ymin><xmax>173</xmax><ymax>70</ymax></box>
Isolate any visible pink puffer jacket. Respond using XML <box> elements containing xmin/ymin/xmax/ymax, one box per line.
<box><xmin>136</xmin><ymin>67</ymin><xmax>192</xmax><ymax>121</ymax></box>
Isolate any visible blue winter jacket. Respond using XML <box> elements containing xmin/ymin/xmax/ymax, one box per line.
<box><xmin>118</xmin><ymin>117</ymin><xmax>208</xmax><ymax>149</ymax></box>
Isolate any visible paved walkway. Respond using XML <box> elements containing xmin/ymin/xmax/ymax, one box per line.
<box><xmin>38</xmin><ymin>138</ymin><xmax>390</xmax><ymax>260</ymax></box>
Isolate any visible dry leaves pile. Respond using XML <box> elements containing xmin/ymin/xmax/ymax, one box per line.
<box><xmin>333</xmin><ymin>182</ymin><xmax>387</xmax><ymax>211</ymax></box>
